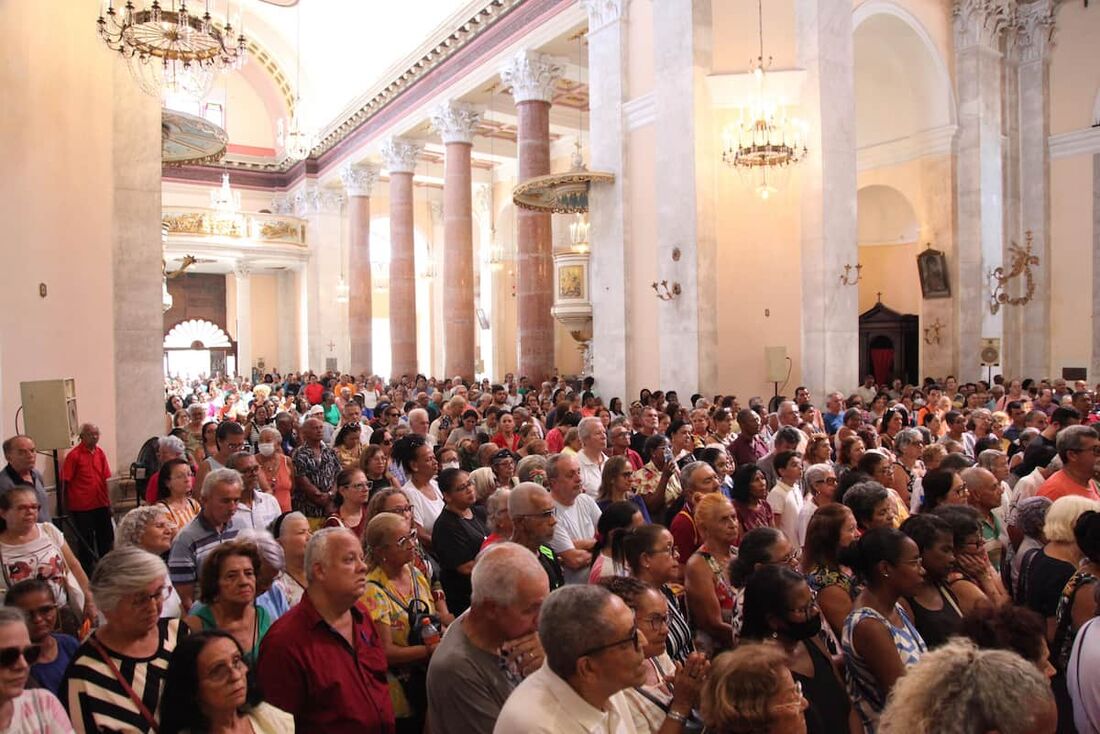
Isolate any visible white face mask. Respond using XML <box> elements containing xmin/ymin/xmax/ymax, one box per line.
<box><xmin>257</xmin><ymin>443</ymin><xmax>276</xmax><ymax>457</ymax></box>
<box><xmin>442</xmin><ymin>461</ymin><xmax>460</xmax><ymax>471</ymax></box>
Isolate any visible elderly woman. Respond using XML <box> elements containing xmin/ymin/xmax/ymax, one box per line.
<box><xmin>160</xmin><ymin>630</ymin><xmax>293</xmax><ymax>734</ymax></box>
<box><xmin>0</xmin><ymin>606</ymin><xmax>74</xmax><ymax>731</ymax></box>
<box><xmin>842</xmin><ymin>481</ymin><xmax>896</xmax><ymax>534</ymax></box>
<box><xmin>256</xmin><ymin>427</ymin><xmax>294</xmax><ymax>513</ymax></box>
<box><xmin>1024</xmin><ymin>496</ymin><xmax>1100</xmax><ymax>640</ymax></box>
<box><xmin>115</xmin><ymin>505</ymin><xmax>182</xmax><ymax>618</ymax></box>
<box><xmin>878</xmin><ymin>640</ymin><xmax>1055</xmax><ymax>734</ymax></box>
<box><xmin>515</xmin><ymin>454</ymin><xmax>548</xmax><ymax>486</ymax></box>
<box><xmin>62</xmin><ymin>547</ymin><xmax>183</xmax><ymax>733</ymax></box>
<box><xmin>432</xmin><ymin>468</ymin><xmax>488</xmax><ymax>617</ymax></box>
<box><xmin>268</xmin><ymin>512</ymin><xmax>310</xmax><ymax>609</ymax></box>
<box><xmin>796</xmin><ymin>463</ymin><xmax>838</xmax><ymax>547</ymax></box>
<box><xmin>0</xmin><ymin>487</ymin><xmax>95</xmax><ymax>633</ymax></box>
<box><xmin>700</xmin><ymin>643</ymin><xmax>808</xmax><ymax>734</ymax></box>
<box><xmin>685</xmin><ymin>494</ymin><xmax>741</xmax><ymax>655</ymax></box>
<box><xmin>4</xmin><ymin>579</ymin><xmax>79</xmax><ymax>698</ymax></box>
<box><xmin>480</xmin><ymin>488</ymin><xmax>513</xmax><ymax>549</ymax></box>
<box><xmin>362</xmin><ymin>513</ymin><xmax>444</xmax><ymax>732</ymax></box>
<box><xmin>597</xmin><ymin>455</ymin><xmax>651</xmax><ymax>521</ymax></box>
<box><xmin>889</xmin><ymin>428</ymin><xmax>924</xmax><ymax>509</ymax></box>
<box><xmin>365</xmin><ymin>489</ymin><xmax>448</xmax><ymax>623</ymax></box>
<box><xmin>1007</xmin><ymin>495</ymin><xmax>1052</xmax><ymax>601</ymax></box>
<box><xmin>156</xmin><ymin>457</ymin><xmax>201</xmax><ymax>530</ymax></box>
<box><xmin>468</xmin><ymin>467</ymin><xmax>498</xmax><ymax>506</ymax></box>
<box><xmin>184</xmin><ymin>541</ymin><xmax>272</xmax><ymax>666</ymax></box>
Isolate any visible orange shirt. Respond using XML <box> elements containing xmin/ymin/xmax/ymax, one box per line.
<box><xmin>1037</xmin><ymin>469</ymin><xmax>1100</xmax><ymax>502</ymax></box>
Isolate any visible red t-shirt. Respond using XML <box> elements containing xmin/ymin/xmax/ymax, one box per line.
<box><xmin>303</xmin><ymin>382</ymin><xmax>325</xmax><ymax>405</ymax></box>
<box><xmin>670</xmin><ymin>509</ymin><xmax>701</xmax><ymax>562</ymax></box>
<box><xmin>491</xmin><ymin>433</ymin><xmax>520</xmax><ymax>452</ymax></box>
<box><xmin>1037</xmin><ymin>469</ymin><xmax>1100</xmax><ymax>502</ymax></box>
<box><xmin>61</xmin><ymin>444</ymin><xmax>111</xmax><ymax>511</ymax></box>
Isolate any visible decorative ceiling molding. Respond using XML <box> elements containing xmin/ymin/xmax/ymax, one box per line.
<box><xmin>1048</xmin><ymin>126</ymin><xmax>1100</xmax><ymax>159</ymax></box>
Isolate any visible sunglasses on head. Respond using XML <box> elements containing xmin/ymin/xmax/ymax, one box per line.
<box><xmin>0</xmin><ymin>645</ymin><xmax>40</xmax><ymax>668</ymax></box>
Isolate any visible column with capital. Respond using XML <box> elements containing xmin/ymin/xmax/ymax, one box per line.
<box><xmin>501</xmin><ymin>50</ymin><xmax>563</xmax><ymax>385</ymax></box>
<box><xmin>380</xmin><ymin>138</ymin><xmax>423</xmax><ymax>380</ymax></box>
<box><xmin>341</xmin><ymin>163</ymin><xmax>380</xmax><ymax>377</ymax></box>
<box><xmin>234</xmin><ymin>262</ymin><xmax>253</xmax><ymax>379</ymax></box>
<box><xmin>431</xmin><ymin>103</ymin><xmax>480</xmax><ymax>381</ymax></box>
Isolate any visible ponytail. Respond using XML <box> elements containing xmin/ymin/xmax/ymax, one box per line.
<box><xmin>610</xmin><ymin>524</ymin><xmax>666</xmax><ymax>575</ymax></box>
<box><xmin>839</xmin><ymin>526</ymin><xmax>909</xmax><ymax>584</ymax></box>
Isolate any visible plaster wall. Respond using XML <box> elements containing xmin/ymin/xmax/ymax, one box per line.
<box><xmin>625</xmin><ymin>124</ymin><xmax>660</xmax><ymax>395</ymax></box>
<box><xmin>1049</xmin><ymin>2</ymin><xmax>1100</xmax><ymax>134</ymax></box>
<box><xmin>1051</xmin><ymin>154</ymin><xmax>1093</xmax><ymax>374</ymax></box>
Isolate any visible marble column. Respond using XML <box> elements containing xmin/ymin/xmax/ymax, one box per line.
<box><xmin>340</xmin><ymin>163</ymin><xmax>380</xmax><ymax>377</ymax></box>
<box><xmin>431</xmin><ymin>103</ymin><xmax>480</xmax><ymax>381</ymax></box>
<box><xmin>1016</xmin><ymin>2</ymin><xmax>1055</xmax><ymax>380</ymax></box>
<box><xmin>380</xmin><ymin>138</ymin><xmax>422</xmax><ymax>380</ymax></box>
<box><xmin>276</xmin><ymin>269</ymin><xmax>298</xmax><ymax>372</ymax></box>
<box><xmin>796</xmin><ymin>0</ymin><xmax>859</xmax><ymax>399</ymax></box>
<box><xmin>954</xmin><ymin>1</ymin><xmax>1009</xmax><ymax>382</ymax></box>
<box><xmin>234</xmin><ymin>262</ymin><xmax>253</xmax><ymax>379</ymax></box>
<box><xmin>584</xmin><ymin>0</ymin><xmax>630</xmax><ymax>401</ymax></box>
<box><xmin>502</xmin><ymin>51</ymin><xmax>563</xmax><ymax>385</ymax></box>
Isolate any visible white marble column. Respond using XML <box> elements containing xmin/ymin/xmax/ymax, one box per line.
<box><xmin>954</xmin><ymin>0</ymin><xmax>1008</xmax><ymax>382</ymax></box>
<box><xmin>294</xmin><ymin>186</ymin><xmax>347</xmax><ymax>371</ymax></box>
<box><xmin>1016</xmin><ymin>2</ymin><xmax>1055</xmax><ymax>380</ymax></box>
<box><xmin>234</xmin><ymin>262</ymin><xmax>253</xmax><ymax>379</ymax></box>
<box><xmin>276</xmin><ymin>269</ymin><xmax>298</xmax><ymax>372</ymax></box>
<box><xmin>341</xmin><ymin>162</ymin><xmax>380</xmax><ymax>377</ymax></box>
<box><xmin>584</xmin><ymin>0</ymin><xmax>631</xmax><ymax>401</ymax></box>
<box><xmin>652</xmin><ymin>0</ymin><xmax>718</xmax><ymax>398</ymax></box>
<box><xmin>795</xmin><ymin>0</ymin><xmax>858</xmax><ymax>399</ymax></box>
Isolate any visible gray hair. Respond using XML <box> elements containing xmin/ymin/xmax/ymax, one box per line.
<box><xmin>91</xmin><ymin>547</ymin><xmax>169</xmax><ymax>613</ymax></box>
<box><xmin>304</xmin><ymin>527</ymin><xmax>356</xmax><ymax>583</ymax></box>
<box><xmin>976</xmin><ymin>449</ymin><xmax>1007</xmax><ymax>470</ymax></box>
<box><xmin>235</xmin><ymin>528</ymin><xmax>285</xmax><ymax>571</ymax></box>
<box><xmin>679</xmin><ymin>461</ymin><xmax>709</xmax><ymax>493</ymax></box>
<box><xmin>508</xmin><ymin>482</ymin><xmax>547</xmax><ymax>517</ymax></box>
<box><xmin>774</xmin><ymin>426</ymin><xmax>802</xmax><ymax>447</ymax></box>
<box><xmin>225</xmin><ymin>452</ymin><xmax>255</xmax><ymax>472</ymax></box>
<box><xmin>258</xmin><ymin>426</ymin><xmax>281</xmax><ymax>443</ymax></box>
<box><xmin>516</xmin><ymin>455</ymin><xmax>547</xmax><ymax>483</ymax></box>
<box><xmin>544</xmin><ymin>453</ymin><xmax>576</xmax><ymax>484</ymax></box>
<box><xmin>485</xmin><ymin>489</ymin><xmax>512</xmax><ymax>534</ymax></box>
<box><xmin>539</xmin><ymin>585</ymin><xmax>618</xmax><ymax>679</ymax></box>
<box><xmin>893</xmin><ymin>428</ymin><xmax>923</xmax><ymax>452</ymax></box>
<box><xmin>271</xmin><ymin>511</ymin><xmax>307</xmax><ymax>539</ymax></box>
<box><xmin>879</xmin><ymin>639</ymin><xmax>1052</xmax><ymax>734</ymax></box>
<box><xmin>201</xmin><ymin>467</ymin><xmax>243</xmax><ymax>499</ymax></box>
<box><xmin>0</xmin><ymin>608</ymin><xmax>27</xmax><ymax>630</ymax></box>
<box><xmin>1056</xmin><ymin>424</ymin><xmax>1099</xmax><ymax>462</ymax></box>
<box><xmin>471</xmin><ymin>541</ymin><xmax>545</xmax><ymax>607</ymax></box>
<box><xmin>158</xmin><ymin>435</ymin><xmax>186</xmax><ymax>457</ymax></box>
<box><xmin>802</xmin><ymin>463</ymin><xmax>834</xmax><ymax>492</ymax></box>
<box><xmin>115</xmin><ymin>505</ymin><xmax>171</xmax><ymax>548</ymax></box>
<box><xmin>577</xmin><ymin>416</ymin><xmax>602</xmax><ymax>443</ymax></box>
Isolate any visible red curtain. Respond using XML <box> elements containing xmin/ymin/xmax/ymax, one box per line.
<box><xmin>870</xmin><ymin>348</ymin><xmax>894</xmax><ymax>386</ymax></box>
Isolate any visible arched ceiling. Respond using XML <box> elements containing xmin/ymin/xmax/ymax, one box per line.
<box><xmin>857</xmin><ymin>184</ymin><xmax>919</xmax><ymax>245</ymax></box>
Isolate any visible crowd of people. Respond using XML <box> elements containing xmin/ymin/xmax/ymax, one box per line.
<box><xmin>0</xmin><ymin>369</ymin><xmax>1098</xmax><ymax>732</ymax></box>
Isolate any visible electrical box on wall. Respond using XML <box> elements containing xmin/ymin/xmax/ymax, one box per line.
<box><xmin>20</xmin><ymin>379</ymin><xmax>79</xmax><ymax>450</ymax></box>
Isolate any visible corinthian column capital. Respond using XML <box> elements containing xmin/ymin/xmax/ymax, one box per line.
<box><xmin>582</xmin><ymin>0</ymin><xmax>628</xmax><ymax>34</ymax></box>
<box><xmin>1015</xmin><ymin>0</ymin><xmax>1055</xmax><ymax>64</ymax></box>
<box><xmin>340</xmin><ymin>162</ymin><xmax>380</xmax><ymax>198</ymax></box>
<box><xmin>500</xmin><ymin>50</ymin><xmax>564</xmax><ymax>105</ymax></box>
<box><xmin>380</xmin><ymin>137</ymin><xmax>423</xmax><ymax>174</ymax></box>
<box><xmin>953</xmin><ymin>0</ymin><xmax>1013</xmax><ymax>51</ymax></box>
<box><xmin>431</xmin><ymin>102</ymin><xmax>481</xmax><ymax>145</ymax></box>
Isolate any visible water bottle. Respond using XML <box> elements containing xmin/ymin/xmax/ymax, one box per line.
<box><xmin>419</xmin><ymin>617</ymin><xmax>441</xmax><ymax>647</ymax></box>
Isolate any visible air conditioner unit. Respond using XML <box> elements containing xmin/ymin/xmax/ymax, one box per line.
<box><xmin>980</xmin><ymin>338</ymin><xmax>1001</xmax><ymax>366</ymax></box>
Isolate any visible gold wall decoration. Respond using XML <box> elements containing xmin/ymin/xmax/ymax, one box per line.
<box><xmin>989</xmin><ymin>231</ymin><xmax>1039</xmax><ymax>315</ymax></box>
<box><xmin>162</xmin><ymin>208</ymin><xmax>307</xmax><ymax>246</ymax></box>
<box><xmin>923</xmin><ymin>318</ymin><xmax>945</xmax><ymax>346</ymax></box>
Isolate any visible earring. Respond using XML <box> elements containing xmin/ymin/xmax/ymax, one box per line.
<box><xmin>883</xmin><ymin>572</ymin><xmax>890</xmax><ymax>578</ymax></box>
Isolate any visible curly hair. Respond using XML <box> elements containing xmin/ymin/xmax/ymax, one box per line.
<box><xmin>116</xmin><ymin>505</ymin><xmax>172</xmax><ymax>549</ymax></box>
<box><xmin>700</xmin><ymin>643</ymin><xmax>789</xmax><ymax>733</ymax></box>
<box><xmin>391</xmin><ymin>433</ymin><xmax>428</xmax><ymax>473</ymax></box>
<box><xmin>958</xmin><ymin>604</ymin><xmax>1047</xmax><ymax>666</ymax></box>
<box><xmin>878</xmin><ymin>639</ymin><xmax>1052</xmax><ymax>734</ymax></box>
<box><xmin>596</xmin><ymin>575</ymin><xmax>654</xmax><ymax>611</ymax></box>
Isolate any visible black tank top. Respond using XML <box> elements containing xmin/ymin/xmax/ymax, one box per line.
<box><xmin>905</xmin><ymin>584</ymin><xmax>962</xmax><ymax>648</ymax></box>
<box><xmin>793</xmin><ymin>638</ymin><xmax>851</xmax><ymax>734</ymax></box>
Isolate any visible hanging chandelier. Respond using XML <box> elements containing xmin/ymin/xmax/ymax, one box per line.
<box><xmin>276</xmin><ymin>2</ymin><xmax>316</xmax><ymax>161</ymax></box>
<box><xmin>97</xmin><ymin>1</ymin><xmax>246</xmax><ymax>101</ymax></box>
<box><xmin>210</xmin><ymin>171</ymin><xmax>241</xmax><ymax>218</ymax></box>
<box><xmin>721</xmin><ymin>0</ymin><xmax>807</xmax><ymax>199</ymax></box>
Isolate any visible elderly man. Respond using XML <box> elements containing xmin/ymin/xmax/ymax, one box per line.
<box><xmin>226</xmin><ymin>451</ymin><xmax>282</xmax><ymax>530</ymax></box>
<box><xmin>546</xmin><ymin>453</ymin><xmax>602</xmax><ymax>585</ymax></box>
<box><xmin>608</xmin><ymin>419</ymin><xmax>643</xmax><ymax>471</ymax></box>
<box><xmin>291</xmin><ymin>417</ymin><xmax>341</xmax><ymax>526</ymax></box>
<box><xmin>669</xmin><ymin>461</ymin><xmax>720</xmax><ymax>561</ymax></box>
<box><xmin>0</xmin><ymin>435</ymin><xmax>50</xmax><ymax>521</ymax></box>
<box><xmin>168</xmin><ymin>467</ymin><xmax>243</xmax><ymax>610</ymax></box>
<box><xmin>258</xmin><ymin>528</ymin><xmax>395</xmax><ymax>733</ymax></box>
<box><xmin>823</xmin><ymin>392</ymin><xmax>845</xmax><ymax>436</ymax></box>
<box><xmin>494</xmin><ymin>585</ymin><xmax>651</xmax><ymax>734</ymax></box>
<box><xmin>427</xmin><ymin>542</ymin><xmax>549</xmax><ymax>734</ymax></box>
<box><xmin>730</xmin><ymin>408</ymin><xmax>769</xmax><ymax>467</ymax></box>
<box><xmin>963</xmin><ymin>466</ymin><xmax>1006</xmax><ymax>571</ymax></box>
<box><xmin>575</xmin><ymin>417</ymin><xmax>608</xmax><ymax>498</ymax></box>
<box><xmin>630</xmin><ymin>407</ymin><xmax>660</xmax><ymax>460</ymax></box>
<box><xmin>1038</xmin><ymin>424</ymin><xmax>1100</xmax><ymax>502</ymax></box>
<box><xmin>407</xmin><ymin>407</ymin><xmax>435</xmax><ymax>448</ymax></box>
<box><xmin>509</xmin><ymin>482</ymin><xmax>565</xmax><ymax>591</ymax></box>
<box><xmin>61</xmin><ymin>423</ymin><xmax>113</xmax><ymax>572</ymax></box>
<box><xmin>339</xmin><ymin>401</ymin><xmax>373</xmax><ymax>445</ymax></box>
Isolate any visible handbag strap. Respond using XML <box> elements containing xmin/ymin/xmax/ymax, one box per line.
<box><xmin>88</xmin><ymin>635</ymin><xmax>160</xmax><ymax>733</ymax></box>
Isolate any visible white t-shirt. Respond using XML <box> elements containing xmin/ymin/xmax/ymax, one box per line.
<box><xmin>0</xmin><ymin>524</ymin><xmax>73</xmax><ymax>608</ymax></box>
<box><xmin>549</xmin><ymin>493</ymin><xmax>603</xmax><ymax>585</ymax></box>
<box><xmin>402</xmin><ymin>479</ymin><xmax>445</xmax><ymax>533</ymax></box>
<box><xmin>0</xmin><ymin>688</ymin><xmax>74</xmax><ymax>734</ymax></box>
<box><xmin>796</xmin><ymin>497</ymin><xmax>820</xmax><ymax>549</ymax></box>
<box><xmin>767</xmin><ymin>481</ymin><xmax>804</xmax><ymax>546</ymax></box>
<box><xmin>576</xmin><ymin>451</ymin><xmax>606</xmax><ymax>499</ymax></box>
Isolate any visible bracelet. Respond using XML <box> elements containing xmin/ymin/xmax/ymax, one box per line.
<box><xmin>666</xmin><ymin>709</ymin><xmax>689</xmax><ymax>724</ymax></box>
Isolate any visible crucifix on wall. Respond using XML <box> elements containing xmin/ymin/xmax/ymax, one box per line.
<box><xmin>327</xmin><ymin>340</ymin><xmax>336</xmax><ymax>353</ymax></box>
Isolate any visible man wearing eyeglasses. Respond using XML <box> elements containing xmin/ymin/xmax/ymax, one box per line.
<box><xmin>495</xmin><ymin>585</ymin><xmax>648</xmax><ymax>734</ymax></box>
<box><xmin>226</xmin><ymin>452</ymin><xmax>282</xmax><ymax>531</ymax></box>
<box><xmin>1038</xmin><ymin>424</ymin><xmax>1100</xmax><ymax>502</ymax></box>
<box><xmin>508</xmin><ymin>483</ymin><xmax>565</xmax><ymax>591</ymax></box>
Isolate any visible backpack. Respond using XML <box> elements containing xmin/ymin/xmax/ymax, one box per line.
<box><xmin>130</xmin><ymin>436</ymin><xmax>161</xmax><ymax>504</ymax></box>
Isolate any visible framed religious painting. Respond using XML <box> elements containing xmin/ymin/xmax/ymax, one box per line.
<box><xmin>916</xmin><ymin>246</ymin><xmax>950</xmax><ymax>299</ymax></box>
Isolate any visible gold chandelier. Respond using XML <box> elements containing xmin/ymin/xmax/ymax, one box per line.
<box><xmin>721</xmin><ymin>0</ymin><xmax>807</xmax><ymax>199</ymax></box>
<box><xmin>97</xmin><ymin>1</ymin><xmax>246</xmax><ymax>101</ymax></box>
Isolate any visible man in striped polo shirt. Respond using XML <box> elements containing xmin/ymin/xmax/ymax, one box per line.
<box><xmin>167</xmin><ymin>467</ymin><xmax>243</xmax><ymax>611</ymax></box>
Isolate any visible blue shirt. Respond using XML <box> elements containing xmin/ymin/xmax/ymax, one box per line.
<box><xmin>32</xmin><ymin>632</ymin><xmax>78</xmax><ymax>695</ymax></box>
<box><xmin>824</xmin><ymin>412</ymin><xmax>844</xmax><ymax>436</ymax></box>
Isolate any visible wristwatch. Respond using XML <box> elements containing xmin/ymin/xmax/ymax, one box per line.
<box><xmin>666</xmin><ymin>709</ymin><xmax>690</xmax><ymax>724</ymax></box>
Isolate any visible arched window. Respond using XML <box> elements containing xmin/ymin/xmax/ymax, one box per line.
<box><xmin>164</xmin><ymin>319</ymin><xmax>232</xmax><ymax>349</ymax></box>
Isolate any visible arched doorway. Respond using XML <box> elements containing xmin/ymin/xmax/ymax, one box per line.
<box><xmin>164</xmin><ymin>319</ymin><xmax>235</xmax><ymax>379</ymax></box>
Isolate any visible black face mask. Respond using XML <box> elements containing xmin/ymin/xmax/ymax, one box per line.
<box><xmin>783</xmin><ymin>613</ymin><xmax>823</xmax><ymax>641</ymax></box>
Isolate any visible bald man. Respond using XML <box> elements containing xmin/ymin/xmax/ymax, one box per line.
<box><xmin>61</xmin><ymin>423</ymin><xmax>114</xmax><ymax>572</ymax></box>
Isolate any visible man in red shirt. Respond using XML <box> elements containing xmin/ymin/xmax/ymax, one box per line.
<box><xmin>61</xmin><ymin>423</ymin><xmax>113</xmax><ymax>572</ymax></box>
<box><xmin>303</xmin><ymin>374</ymin><xmax>325</xmax><ymax>405</ymax></box>
<box><xmin>257</xmin><ymin>527</ymin><xmax>395</xmax><ymax>733</ymax></box>
<box><xmin>1038</xmin><ymin>424</ymin><xmax>1100</xmax><ymax>502</ymax></box>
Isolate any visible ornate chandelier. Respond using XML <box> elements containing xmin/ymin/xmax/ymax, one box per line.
<box><xmin>97</xmin><ymin>1</ymin><xmax>246</xmax><ymax>101</ymax></box>
<box><xmin>210</xmin><ymin>171</ymin><xmax>241</xmax><ymax>219</ymax></box>
<box><xmin>721</xmin><ymin>0</ymin><xmax>807</xmax><ymax>200</ymax></box>
<box><xmin>276</xmin><ymin>3</ymin><xmax>316</xmax><ymax>161</ymax></box>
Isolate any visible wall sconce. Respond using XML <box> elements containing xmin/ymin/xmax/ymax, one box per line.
<box><xmin>989</xmin><ymin>230</ymin><xmax>1038</xmax><ymax>315</ymax></box>
<box><xmin>651</xmin><ymin>280</ymin><xmax>681</xmax><ymax>301</ymax></box>
<box><xmin>923</xmin><ymin>318</ymin><xmax>945</xmax><ymax>346</ymax></box>
<box><xmin>839</xmin><ymin>263</ymin><xmax>862</xmax><ymax>286</ymax></box>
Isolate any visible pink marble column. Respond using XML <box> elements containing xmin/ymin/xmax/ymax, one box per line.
<box><xmin>502</xmin><ymin>51</ymin><xmax>563</xmax><ymax>384</ymax></box>
<box><xmin>340</xmin><ymin>163</ymin><xmax>379</xmax><ymax>376</ymax></box>
<box><xmin>431</xmin><ymin>103</ymin><xmax>480</xmax><ymax>382</ymax></box>
<box><xmin>381</xmin><ymin>138</ymin><xmax>422</xmax><ymax>380</ymax></box>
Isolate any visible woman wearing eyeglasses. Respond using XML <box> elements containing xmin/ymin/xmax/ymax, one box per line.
<box><xmin>700</xmin><ymin>643</ymin><xmax>808</xmax><ymax>734</ymax></box>
<box><xmin>741</xmin><ymin>565</ymin><xmax>856</xmax><ymax>734</ymax></box>
<box><xmin>0</xmin><ymin>606</ymin><xmax>74</xmax><ymax>732</ymax></box>
<box><xmin>269</xmin><ymin>512</ymin><xmax>310</xmax><ymax>610</ymax></box>
<box><xmin>159</xmin><ymin>631</ymin><xmax>293</xmax><ymax>734</ymax></box>
<box><xmin>362</xmin><ymin>512</ymin><xmax>445</xmax><ymax>733</ymax></box>
<box><xmin>62</xmin><ymin>547</ymin><xmax>184</xmax><ymax>734</ymax></box>
<box><xmin>323</xmin><ymin>468</ymin><xmax>371</xmax><ymax>539</ymax></box>
<box><xmin>4</xmin><ymin>580</ymin><xmax>78</xmax><ymax>697</ymax></box>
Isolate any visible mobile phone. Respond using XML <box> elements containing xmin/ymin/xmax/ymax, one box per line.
<box><xmin>662</xmin><ymin>447</ymin><xmax>674</xmax><ymax>464</ymax></box>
